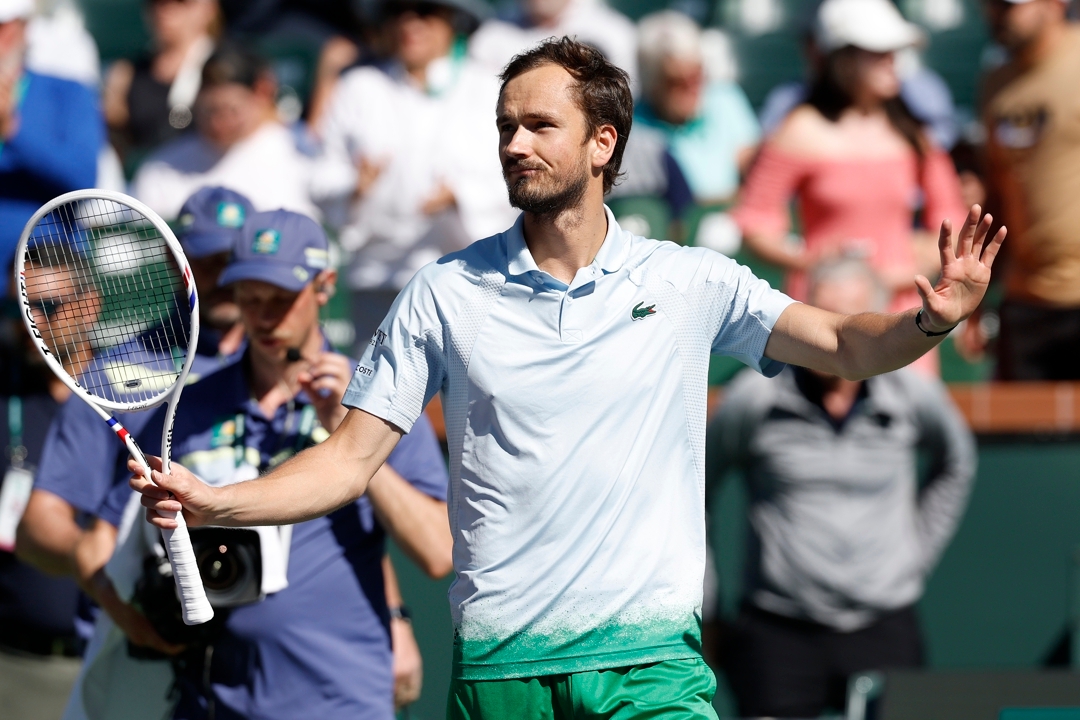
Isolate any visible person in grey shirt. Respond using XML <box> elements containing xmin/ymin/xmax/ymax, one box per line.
<box><xmin>706</xmin><ymin>257</ymin><xmax>976</xmax><ymax>719</ymax></box>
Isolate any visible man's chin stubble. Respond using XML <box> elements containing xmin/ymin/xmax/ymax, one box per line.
<box><xmin>506</xmin><ymin>174</ymin><xmax>588</xmax><ymax>216</ymax></box>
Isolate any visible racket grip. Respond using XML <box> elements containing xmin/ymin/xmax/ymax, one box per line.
<box><xmin>161</xmin><ymin>513</ymin><xmax>214</xmax><ymax>625</ymax></box>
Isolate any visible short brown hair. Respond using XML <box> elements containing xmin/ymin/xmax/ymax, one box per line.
<box><xmin>500</xmin><ymin>37</ymin><xmax>633</xmax><ymax>193</ymax></box>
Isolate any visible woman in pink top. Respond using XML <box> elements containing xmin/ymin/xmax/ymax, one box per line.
<box><xmin>733</xmin><ymin>3</ymin><xmax>966</xmax><ymax>374</ymax></box>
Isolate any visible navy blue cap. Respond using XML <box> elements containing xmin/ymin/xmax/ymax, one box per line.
<box><xmin>218</xmin><ymin>210</ymin><xmax>330</xmax><ymax>292</ymax></box>
<box><xmin>176</xmin><ymin>187</ymin><xmax>254</xmax><ymax>259</ymax></box>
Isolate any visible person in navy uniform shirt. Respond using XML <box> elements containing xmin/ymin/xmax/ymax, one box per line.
<box><xmin>92</xmin><ymin>210</ymin><xmax>452</xmax><ymax>719</ymax></box>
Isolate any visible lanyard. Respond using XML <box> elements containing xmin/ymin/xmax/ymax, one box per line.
<box><xmin>6</xmin><ymin>397</ymin><xmax>25</xmax><ymax>469</ymax></box>
<box><xmin>232</xmin><ymin>403</ymin><xmax>317</xmax><ymax>472</ymax></box>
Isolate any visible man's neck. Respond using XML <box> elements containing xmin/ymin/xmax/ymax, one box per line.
<box><xmin>522</xmin><ymin>190</ymin><xmax>608</xmax><ymax>285</ymax></box>
<box><xmin>1014</xmin><ymin>20</ymin><xmax>1066</xmax><ymax>70</ymax></box>
<box><xmin>248</xmin><ymin>329</ymin><xmax>323</xmax><ymax>418</ymax></box>
<box><xmin>796</xmin><ymin>367</ymin><xmax>864</xmax><ymax>422</ymax></box>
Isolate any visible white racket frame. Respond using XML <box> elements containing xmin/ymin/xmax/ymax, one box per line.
<box><xmin>15</xmin><ymin>188</ymin><xmax>213</xmax><ymax>625</ymax></box>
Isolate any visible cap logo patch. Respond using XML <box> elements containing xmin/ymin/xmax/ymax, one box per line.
<box><xmin>217</xmin><ymin>202</ymin><xmax>246</xmax><ymax>228</ymax></box>
<box><xmin>304</xmin><ymin>247</ymin><xmax>329</xmax><ymax>269</ymax></box>
<box><xmin>293</xmin><ymin>266</ymin><xmax>310</xmax><ymax>282</ymax></box>
<box><xmin>179</xmin><ymin>213</ymin><xmax>195</xmax><ymax>229</ymax></box>
<box><xmin>252</xmin><ymin>229</ymin><xmax>281</xmax><ymax>255</ymax></box>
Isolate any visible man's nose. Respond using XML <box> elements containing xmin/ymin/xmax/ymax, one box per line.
<box><xmin>503</xmin><ymin>127</ymin><xmax>532</xmax><ymax>158</ymax></box>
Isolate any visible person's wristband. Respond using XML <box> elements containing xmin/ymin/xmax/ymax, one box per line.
<box><xmin>388</xmin><ymin>605</ymin><xmax>412</xmax><ymax>622</ymax></box>
<box><xmin>915</xmin><ymin>309</ymin><xmax>956</xmax><ymax>337</ymax></box>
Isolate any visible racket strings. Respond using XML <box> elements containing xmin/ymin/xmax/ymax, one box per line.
<box><xmin>23</xmin><ymin>198</ymin><xmax>191</xmax><ymax>405</ymax></box>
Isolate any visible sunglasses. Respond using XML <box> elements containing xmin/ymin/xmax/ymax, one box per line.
<box><xmin>31</xmin><ymin>298</ymin><xmax>68</xmax><ymax>319</ymax></box>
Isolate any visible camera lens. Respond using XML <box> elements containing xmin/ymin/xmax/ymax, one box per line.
<box><xmin>198</xmin><ymin>543</ymin><xmax>241</xmax><ymax>591</ymax></box>
<box><xmin>189</xmin><ymin>529</ymin><xmax>262</xmax><ymax>607</ymax></box>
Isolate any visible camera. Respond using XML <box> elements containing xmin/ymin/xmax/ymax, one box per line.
<box><xmin>129</xmin><ymin>528</ymin><xmax>262</xmax><ymax>657</ymax></box>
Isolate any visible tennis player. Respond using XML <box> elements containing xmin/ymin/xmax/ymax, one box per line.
<box><xmin>133</xmin><ymin>38</ymin><xmax>1005</xmax><ymax>718</ymax></box>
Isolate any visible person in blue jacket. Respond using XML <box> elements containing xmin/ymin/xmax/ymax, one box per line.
<box><xmin>0</xmin><ymin>2</ymin><xmax>102</xmax><ymax>295</ymax></box>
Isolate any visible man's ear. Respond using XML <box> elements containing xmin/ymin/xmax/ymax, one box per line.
<box><xmin>314</xmin><ymin>270</ymin><xmax>337</xmax><ymax>306</ymax></box>
<box><xmin>591</xmin><ymin>124</ymin><xmax>617</xmax><ymax>170</ymax></box>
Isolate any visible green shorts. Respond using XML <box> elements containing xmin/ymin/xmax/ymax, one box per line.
<box><xmin>447</xmin><ymin>657</ymin><xmax>718</xmax><ymax>719</ymax></box>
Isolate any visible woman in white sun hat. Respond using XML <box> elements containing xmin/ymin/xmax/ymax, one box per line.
<box><xmin>733</xmin><ymin>0</ymin><xmax>967</xmax><ymax>377</ymax></box>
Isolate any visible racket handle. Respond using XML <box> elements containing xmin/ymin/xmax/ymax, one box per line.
<box><xmin>106</xmin><ymin>414</ymin><xmax>214</xmax><ymax>625</ymax></box>
<box><xmin>161</xmin><ymin>513</ymin><xmax>215</xmax><ymax>625</ymax></box>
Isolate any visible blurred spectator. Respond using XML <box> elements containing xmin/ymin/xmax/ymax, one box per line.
<box><xmin>103</xmin><ymin>0</ymin><xmax>219</xmax><ymax>172</ymax></box>
<box><xmin>976</xmin><ymin>0</ymin><xmax>1080</xmax><ymax>380</ymax></box>
<box><xmin>759</xmin><ymin>42</ymin><xmax>961</xmax><ymax>153</ymax></box>
<box><xmin>950</xmin><ymin>139</ymin><xmax>987</xmax><ymax>211</ymax></box>
<box><xmin>707</xmin><ymin>258</ymin><xmax>976</xmax><ymax>719</ymax></box>
<box><xmin>25</xmin><ymin>0</ymin><xmax>100</xmax><ymax>87</ymax></box>
<box><xmin>84</xmin><ymin>211</ymin><xmax>451</xmax><ymax>720</ymax></box>
<box><xmin>0</xmin><ymin>0</ymin><xmax>102</xmax><ymax>296</ymax></box>
<box><xmin>16</xmin><ymin>188</ymin><xmax>253</xmax><ymax>691</ymax></box>
<box><xmin>132</xmin><ymin>43</ymin><xmax>319</xmax><ymax>221</ymax></box>
<box><xmin>606</xmin><ymin>123</ymin><xmax>694</xmax><ymax>221</ymax></box>
<box><xmin>0</xmin><ymin>250</ymin><xmax>89</xmax><ymax>720</ymax></box>
<box><xmin>634</xmin><ymin>10</ymin><xmax>759</xmax><ymax>204</ymax></box>
<box><xmin>469</xmin><ymin>0</ymin><xmax>637</xmax><ymax>88</ymax></box>
<box><xmin>733</xmin><ymin>0</ymin><xmax>967</xmax><ymax>373</ymax></box>
<box><xmin>311</xmin><ymin>0</ymin><xmax>514</xmax><ymax>347</ymax></box>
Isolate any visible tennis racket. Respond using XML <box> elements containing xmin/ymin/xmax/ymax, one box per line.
<box><xmin>15</xmin><ymin>189</ymin><xmax>213</xmax><ymax>625</ymax></box>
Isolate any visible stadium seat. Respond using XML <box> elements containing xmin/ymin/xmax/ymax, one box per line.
<box><xmin>607</xmin><ymin>196</ymin><xmax>673</xmax><ymax>242</ymax></box>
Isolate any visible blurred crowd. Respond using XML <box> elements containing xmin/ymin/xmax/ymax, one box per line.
<box><xmin>0</xmin><ymin>0</ymin><xmax>1078</xmax><ymax>718</ymax></box>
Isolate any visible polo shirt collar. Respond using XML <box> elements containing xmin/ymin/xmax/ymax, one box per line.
<box><xmin>505</xmin><ymin>205</ymin><xmax>630</xmax><ymax>279</ymax></box>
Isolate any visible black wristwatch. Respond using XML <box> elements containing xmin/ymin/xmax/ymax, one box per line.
<box><xmin>915</xmin><ymin>309</ymin><xmax>956</xmax><ymax>337</ymax></box>
<box><xmin>388</xmin><ymin>605</ymin><xmax>412</xmax><ymax>622</ymax></box>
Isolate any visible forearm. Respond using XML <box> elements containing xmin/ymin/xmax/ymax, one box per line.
<box><xmin>367</xmin><ymin>466</ymin><xmax>452</xmax><ymax>578</ymax></box>
<box><xmin>15</xmin><ymin>490</ymin><xmax>82</xmax><ymax>576</ymax></box>
<box><xmin>217</xmin><ymin>427</ymin><xmax>378</xmax><ymax>524</ymax></box>
<box><xmin>218</xmin><ymin>412</ymin><xmax>397</xmax><ymax>526</ymax></box>
<box><xmin>766</xmin><ymin>303</ymin><xmax>943</xmax><ymax>381</ymax></box>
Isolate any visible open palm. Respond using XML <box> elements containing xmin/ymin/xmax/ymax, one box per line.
<box><xmin>915</xmin><ymin>205</ymin><xmax>1006</xmax><ymax>331</ymax></box>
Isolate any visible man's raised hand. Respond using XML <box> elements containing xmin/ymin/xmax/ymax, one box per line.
<box><xmin>914</xmin><ymin>205</ymin><xmax>1006</xmax><ymax>332</ymax></box>
<box><xmin>129</xmin><ymin>456</ymin><xmax>218</xmax><ymax>530</ymax></box>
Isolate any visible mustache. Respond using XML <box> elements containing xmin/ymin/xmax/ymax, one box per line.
<box><xmin>502</xmin><ymin>159</ymin><xmax>547</xmax><ymax>174</ymax></box>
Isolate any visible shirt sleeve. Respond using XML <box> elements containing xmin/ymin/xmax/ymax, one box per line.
<box><xmin>689</xmin><ymin>248</ymin><xmax>796</xmax><ymax>377</ymax></box>
<box><xmin>385</xmin><ymin>412</ymin><xmax>448</xmax><ymax>502</ymax></box>
<box><xmin>34</xmin><ymin>397</ymin><xmax>132</xmax><ymax>515</ymax></box>
<box><xmin>731</xmin><ymin>144</ymin><xmax>807</xmax><ymax>240</ymax></box>
<box><xmin>341</xmin><ymin>267</ymin><xmax>447</xmax><ymax>433</ymax></box>
<box><xmin>3</xmin><ymin>77</ymin><xmax>101</xmax><ymax>194</ymax></box>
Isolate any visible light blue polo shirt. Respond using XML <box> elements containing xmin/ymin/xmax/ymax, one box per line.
<box><xmin>343</xmin><ymin>207</ymin><xmax>795</xmax><ymax>680</ymax></box>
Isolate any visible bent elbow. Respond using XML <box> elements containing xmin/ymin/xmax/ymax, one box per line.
<box><xmin>422</xmin><ymin>552</ymin><xmax>454</xmax><ymax>579</ymax></box>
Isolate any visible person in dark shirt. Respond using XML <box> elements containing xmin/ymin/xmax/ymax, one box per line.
<box><xmin>0</xmin><ymin>265</ymin><xmax>88</xmax><ymax>719</ymax></box>
<box><xmin>103</xmin><ymin>0</ymin><xmax>219</xmax><ymax>172</ymax></box>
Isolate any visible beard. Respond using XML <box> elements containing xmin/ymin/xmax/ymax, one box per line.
<box><xmin>504</xmin><ymin>158</ymin><xmax>589</xmax><ymax>216</ymax></box>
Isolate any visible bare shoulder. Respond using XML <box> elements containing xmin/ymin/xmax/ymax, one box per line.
<box><xmin>769</xmin><ymin>105</ymin><xmax>832</xmax><ymax>156</ymax></box>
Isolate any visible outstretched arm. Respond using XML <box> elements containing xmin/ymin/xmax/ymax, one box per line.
<box><xmin>132</xmin><ymin>408</ymin><xmax>403</xmax><ymax>529</ymax></box>
<box><xmin>764</xmin><ymin>205</ymin><xmax>1006</xmax><ymax>380</ymax></box>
